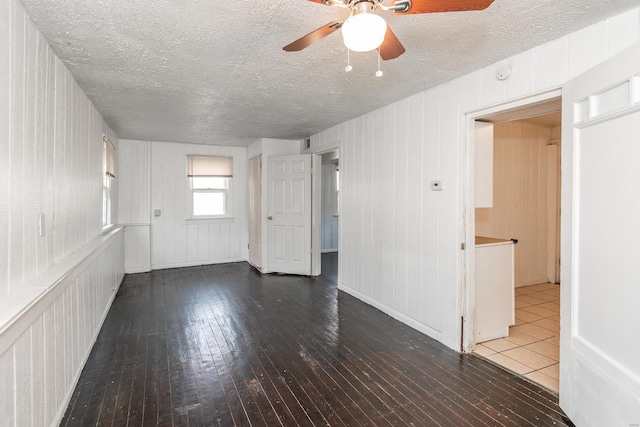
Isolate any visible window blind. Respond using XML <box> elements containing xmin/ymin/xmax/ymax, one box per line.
<box><xmin>187</xmin><ymin>155</ymin><xmax>233</xmax><ymax>177</ymax></box>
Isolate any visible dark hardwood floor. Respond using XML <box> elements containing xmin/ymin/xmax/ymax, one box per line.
<box><xmin>62</xmin><ymin>253</ymin><xmax>573</xmax><ymax>426</ymax></box>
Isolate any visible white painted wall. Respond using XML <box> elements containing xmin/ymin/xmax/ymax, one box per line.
<box><xmin>0</xmin><ymin>0</ymin><xmax>125</xmax><ymax>425</ymax></box>
<box><xmin>306</xmin><ymin>8</ymin><xmax>640</xmax><ymax>350</ymax></box>
<box><xmin>119</xmin><ymin>140</ymin><xmax>249</xmax><ymax>270</ymax></box>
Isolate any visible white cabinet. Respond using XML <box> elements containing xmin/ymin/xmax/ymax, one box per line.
<box><xmin>475</xmin><ymin>121</ymin><xmax>494</xmax><ymax>208</ymax></box>
<box><xmin>475</xmin><ymin>237</ymin><xmax>515</xmax><ymax>343</ymax></box>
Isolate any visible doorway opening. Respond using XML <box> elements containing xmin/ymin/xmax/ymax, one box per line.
<box><xmin>319</xmin><ymin>149</ymin><xmax>340</xmax><ymax>284</ymax></box>
<box><xmin>320</xmin><ymin>151</ymin><xmax>339</xmax><ymax>254</ymax></box>
<box><xmin>465</xmin><ymin>92</ymin><xmax>562</xmax><ymax>393</ymax></box>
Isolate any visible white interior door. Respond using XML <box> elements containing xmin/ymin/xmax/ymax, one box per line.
<box><xmin>560</xmin><ymin>42</ymin><xmax>640</xmax><ymax>425</ymax></box>
<box><xmin>267</xmin><ymin>154</ymin><xmax>312</xmax><ymax>275</ymax></box>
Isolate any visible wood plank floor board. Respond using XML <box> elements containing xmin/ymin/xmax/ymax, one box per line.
<box><xmin>403</xmin><ymin>346</ymin><xmax>568</xmax><ymax>425</ymax></box>
<box><xmin>298</xmin><ymin>316</ymin><xmax>492</xmax><ymax>427</ymax></box>
<box><xmin>201</xmin><ymin>274</ymin><xmax>306</xmax><ymax>426</ymax></box>
<box><xmin>211</xmin><ymin>270</ymin><xmax>343</xmax><ymax>427</ymax></box>
<box><xmin>243</xmin><ymin>284</ymin><xmax>385</xmax><ymax>426</ymax></box>
<box><xmin>61</xmin><ymin>254</ymin><xmax>574</xmax><ymax>426</ymax></box>
<box><xmin>257</xmin><ymin>294</ymin><xmax>397</xmax><ymax>426</ymax></box>
<box><xmin>285</xmin><ymin>295</ymin><xmax>494</xmax><ymax>426</ymax></box>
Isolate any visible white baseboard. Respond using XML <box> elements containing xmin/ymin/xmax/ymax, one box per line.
<box><xmin>151</xmin><ymin>257</ymin><xmax>246</xmax><ymax>271</ymax></box>
<box><xmin>338</xmin><ymin>284</ymin><xmax>442</xmax><ymax>343</ymax></box>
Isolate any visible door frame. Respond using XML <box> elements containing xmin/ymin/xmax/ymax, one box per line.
<box><xmin>266</xmin><ymin>154</ymin><xmax>313</xmax><ymax>275</ymax></box>
<box><xmin>311</xmin><ymin>148</ymin><xmax>340</xmax><ymax>277</ymax></box>
<box><xmin>461</xmin><ymin>88</ymin><xmax>562</xmax><ymax>352</ymax></box>
<box><xmin>311</xmin><ymin>153</ymin><xmax>322</xmax><ymax>276</ymax></box>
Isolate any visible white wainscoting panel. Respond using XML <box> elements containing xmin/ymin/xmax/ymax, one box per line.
<box><xmin>124</xmin><ymin>225</ymin><xmax>151</xmax><ymax>273</ymax></box>
<box><xmin>308</xmin><ymin>7</ymin><xmax>640</xmax><ymax>350</ymax></box>
<box><xmin>0</xmin><ymin>229</ymin><xmax>125</xmax><ymax>427</ymax></box>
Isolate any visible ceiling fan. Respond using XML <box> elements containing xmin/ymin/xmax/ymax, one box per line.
<box><xmin>283</xmin><ymin>0</ymin><xmax>495</xmax><ymax>60</ymax></box>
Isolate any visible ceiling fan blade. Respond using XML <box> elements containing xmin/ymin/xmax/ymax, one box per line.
<box><xmin>283</xmin><ymin>20</ymin><xmax>343</xmax><ymax>52</ymax></box>
<box><xmin>398</xmin><ymin>0</ymin><xmax>494</xmax><ymax>14</ymax></box>
<box><xmin>379</xmin><ymin>27</ymin><xmax>405</xmax><ymax>60</ymax></box>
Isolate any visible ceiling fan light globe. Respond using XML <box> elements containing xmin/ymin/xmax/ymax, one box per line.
<box><xmin>341</xmin><ymin>13</ymin><xmax>387</xmax><ymax>52</ymax></box>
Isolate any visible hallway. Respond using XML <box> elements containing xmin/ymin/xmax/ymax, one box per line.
<box><xmin>62</xmin><ymin>254</ymin><xmax>572</xmax><ymax>426</ymax></box>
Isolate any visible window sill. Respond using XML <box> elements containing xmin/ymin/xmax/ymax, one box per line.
<box><xmin>186</xmin><ymin>216</ymin><xmax>235</xmax><ymax>224</ymax></box>
<box><xmin>0</xmin><ymin>226</ymin><xmax>124</xmax><ymax>344</ymax></box>
<box><xmin>101</xmin><ymin>223</ymin><xmax>116</xmax><ymax>234</ymax></box>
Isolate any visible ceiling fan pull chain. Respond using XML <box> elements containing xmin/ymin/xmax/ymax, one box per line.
<box><xmin>376</xmin><ymin>53</ymin><xmax>383</xmax><ymax>77</ymax></box>
<box><xmin>345</xmin><ymin>49</ymin><xmax>353</xmax><ymax>72</ymax></box>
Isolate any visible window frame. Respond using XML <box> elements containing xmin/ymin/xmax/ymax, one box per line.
<box><xmin>102</xmin><ymin>174</ymin><xmax>113</xmax><ymax>227</ymax></box>
<box><xmin>102</xmin><ymin>137</ymin><xmax>115</xmax><ymax>228</ymax></box>
<box><xmin>189</xmin><ymin>176</ymin><xmax>233</xmax><ymax>219</ymax></box>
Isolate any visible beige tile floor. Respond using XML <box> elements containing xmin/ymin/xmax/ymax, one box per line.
<box><xmin>474</xmin><ymin>282</ymin><xmax>561</xmax><ymax>393</ymax></box>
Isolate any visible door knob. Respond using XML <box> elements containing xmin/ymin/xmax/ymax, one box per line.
<box><xmin>267</xmin><ymin>216</ymin><xmax>273</xmax><ymax>220</ymax></box>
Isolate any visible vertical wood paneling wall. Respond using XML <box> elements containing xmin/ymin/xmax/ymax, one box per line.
<box><xmin>118</xmin><ymin>139</ymin><xmax>151</xmax><ymax>225</ymax></box>
<box><xmin>119</xmin><ymin>140</ymin><xmax>249</xmax><ymax>270</ymax></box>
<box><xmin>1</xmin><ymin>0</ymin><xmax>125</xmax><ymax>425</ymax></box>
<box><xmin>118</xmin><ymin>140</ymin><xmax>152</xmax><ymax>273</ymax></box>
<box><xmin>0</xmin><ymin>0</ymin><xmax>119</xmax><ymax>298</ymax></box>
<box><xmin>306</xmin><ymin>9</ymin><xmax>640</xmax><ymax>350</ymax></box>
<box><xmin>476</xmin><ymin>121</ymin><xmax>553</xmax><ymax>287</ymax></box>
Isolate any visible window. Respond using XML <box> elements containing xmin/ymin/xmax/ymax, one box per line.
<box><xmin>187</xmin><ymin>155</ymin><xmax>233</xmax><ymax>218</ymax></box>
<box><xmin>191</xmin><ymin>177</ymin><xmax>229</xmax><ymax>216</ymax></box>
<box><xmin>102</xmin><ymin>176</ymin><xmax>112</xmax><ymax>226</ymax></box>
<box><xmin>102</xmin><ymin>137</ymin><xmax>115</xmax><ymax>227</ymax></box>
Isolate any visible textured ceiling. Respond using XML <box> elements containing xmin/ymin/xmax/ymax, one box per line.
<box><xmin>18</xmin><ymin>0</ymin><xmax>640</xmax><ymax>146</ymax></box>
